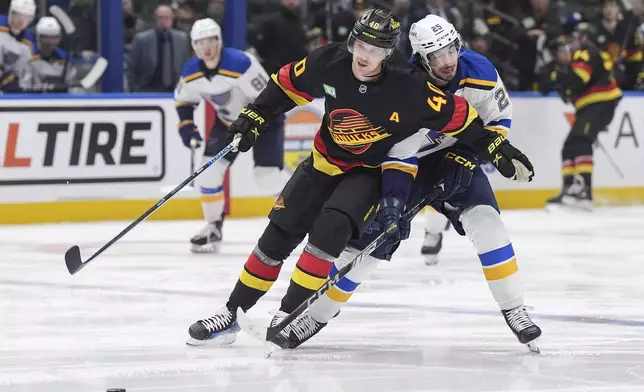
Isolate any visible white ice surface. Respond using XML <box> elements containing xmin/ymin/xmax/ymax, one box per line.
<box><xmin>2</xmin><ymin>207</ymin><xmax>644</xmax><ymax>392</ymax></box>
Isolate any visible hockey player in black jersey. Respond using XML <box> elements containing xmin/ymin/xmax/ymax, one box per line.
<box><xmin>543</xmin><ymin>22</ymin><xmax>622</xmax><ymax>211</ymax></box>
<box><xmin>185</xmin><ymin>9</ymin><xmax>534</xmax><ymax>346</ymax></box>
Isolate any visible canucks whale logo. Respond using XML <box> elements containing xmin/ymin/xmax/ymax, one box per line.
<box><xmin>328</xmin><ymin>109</ymin><xmax>391</xmax><ymax>154</ymax></box>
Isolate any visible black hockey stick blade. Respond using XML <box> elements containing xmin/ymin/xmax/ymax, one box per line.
<box><xmin>63</xmin><ymin>136</ymin><xmax>240</xmax><ymax>275</ymax></box>
<box><xmin>265</xmin><ymin>189</ymin><xmax>441</xmax><ymax>342</ymax></box>
<box><xmin>64</xmin><ymin>245</ymin><xmax>83</xmax><ymax>274</ymax></box>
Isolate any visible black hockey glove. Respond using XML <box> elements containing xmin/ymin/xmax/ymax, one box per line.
<box><xmin>179</xmin><ymin>123</ymin><xmax>203</xmax><ymax>148</ymax></box>
<box><xmin>226</xmin><ymin>104</ymin><xmax>267</xmax><ymax>152</ymax></box>
<box><xmin>476</xmin><ymin>133</ymin><xmax>534</xmax><ymax>182</ymax></box>
<box><xmin>437</xmin><ymin>150</ymin><xmax>478</xmax><ymax>201</ymax></box>
<box><xmin>367</xmin><ymin>197</ymin><xmax>404</xmax><ymax>261</ymax></box>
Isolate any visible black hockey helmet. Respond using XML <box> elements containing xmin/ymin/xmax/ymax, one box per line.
<box><xmin>572</xmin><ymin>22</ymin><xmax>599</xmax><ymax>44</ymax></box>
<box><xmin>349</xmin><ymin>8</ymin><xmax>401</xmax><ymax>50</ymax></box>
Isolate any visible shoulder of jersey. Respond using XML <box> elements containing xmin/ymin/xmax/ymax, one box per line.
<box><xmin>181</xmin><ymin>56</ymin><xmax>204</xmax><ymax>82</ymax></box>
<box><xmin>457</xmin><ymin>49</ymin><xmax>498</xmax><ymax>91</ymax></box>
<box><xmin>0</xmin><ymin>14</ymin><xmax>8</xmax><ymax>31</ymax></box>
<box><xmin>218</xmin><ymin>47</ymin><xmax>252</xmax><ymax>78</ymax></box>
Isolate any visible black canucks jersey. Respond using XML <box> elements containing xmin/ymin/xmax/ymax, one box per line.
<box><xmin>252</xmin><ymin>42</ymin><xmax>485</xmax><ymax>201</ymax></box>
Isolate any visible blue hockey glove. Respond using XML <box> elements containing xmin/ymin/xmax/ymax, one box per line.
<box><xmin>372</xmin><ymin>197</ymin><xmax>404</xmax><ymax>260</ymax></box>
<box><xmin>438</xmin><ymin>150</ymin><xmax>477</xmax><ymax>201</ymax></box>
<box><xmin>179</xmin><ymin>123</ymin><xmax>203</xmax><ymax>148</ymax></box>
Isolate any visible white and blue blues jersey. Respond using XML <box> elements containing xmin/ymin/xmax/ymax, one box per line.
<box><xmin>417</xmin><ymin>49</ymin><xmax>513</xmax><ymax>158</ymax></box>
<box><xmin>174</xmin><ymin>47</ymin><xmax>270</xmax><ymax>129</ymax></box>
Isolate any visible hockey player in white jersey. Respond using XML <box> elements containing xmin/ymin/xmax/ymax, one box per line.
<box><xmin>277</xmin><ymin>15</ymin><xmax>540</xmax><ymax>353</ymax></box>
<box><xmin>0</xmin><ymin>0</ymin><xmax>36</xmax><ymax>92</ymax></box>
<box><xmin>28</xmin><ymin>17</ymin><xmax>76</xmax><ymax>91</ymax></box>
<box><xmin>175</xmin><ymin>18</ymin><xmax>286</xmax><ymax>253</ymax></box>
<box><xmin>415</xmin><ymin>18</ymin><xmax>512</xmax><ymax>266</ymax></box>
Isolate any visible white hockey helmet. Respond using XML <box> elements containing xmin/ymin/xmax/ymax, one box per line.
<box><xmin>36</xmin><ymin>17</ymin><xmax>62</xmax><ymax>37</ymax></box>
<box><xmin>190</xmin><ymin>18</ymin><xmax>221</xmax><ymax>47</ymax></box>
<box><xmin>9</xmin><ymin>0</ymin><xmax>37</xmax><ymax>17</ymax></box>
<box><xmin>409</xmin><ymin>14</ymin><xmax>463</xmax><ymax>81</ymax></box>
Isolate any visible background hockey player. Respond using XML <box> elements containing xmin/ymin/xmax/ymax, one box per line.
<box><xmin>0</xmin><ymin>0</ymin><xmax>36</xmax><ymax>92</ymax></box>
<box><xmin>28</xmin><ymin>16</ymin><xmax>76</xmax><ymax>92</ymax></box>
<box><xmin>174</xmin><ymin>18</ymin><xmax>286</xmax><ymax>253</ymax></box>
<box><xmin>185</xmin><ymin>9</ymin><xmax>533</xmax><ymax>348</ymax></box>
<box><xmin>277</xmin><ymin>15</ymin><xmax>540</xmax><ymax>353</ymax></box>
<box><xmin>542</xmin><ymin>22</ymin><xmax>622</xmax><ymax>211</ymax></box>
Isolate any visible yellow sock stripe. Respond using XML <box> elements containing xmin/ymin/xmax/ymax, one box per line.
<box><xmin>239</xmin><ymin>269</ymin><xmax>274</xmax><ymax>292</ymax></box>
<box><xmin>483</xmin><ymin>258</ymin><xmax>518</xmax><ymax>281</ymax></box>
<box><xmin>326</xmin><ymin>286</ymin><xmax>352</xmax><ymax>303</ymax></box>
<box><xmin>575</xmin><ymin>163</ymin><xmax>593</xmax><ymax>174</ymax></box>
<box><xmin>562</xmin><ymin>166</ymin><xmax>576</xmax><ymax>176</ymax></box>
<box><xmin>200</xmin><ymin>193</ymin><xmax>224</xmax><ymax>203</ymax></box>
<box><xmin>291</xmin><ymin>267</ymin><xmax>328</xmax><ymax>290</ymax></box>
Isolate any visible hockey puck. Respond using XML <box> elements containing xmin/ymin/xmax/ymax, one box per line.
<box><xmin>107</xmin><ymin>389</ymin><xmax>126</xmax><ymax>392</ymax></box>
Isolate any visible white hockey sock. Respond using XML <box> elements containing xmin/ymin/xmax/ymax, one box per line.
<box><xmin>197</xmin><ymin>158</ymin><xmax>229</xmax><ymax>223</ymax></box>
<box><xmin>461</xmin><ymin>205</ymin><xmax>524</xmax><ymax>310</ymax></box>
<box><xmin>424</xmin><ymin>207</ymin><xmax>449</xmax><ymax>235</ymax></box>
<box><xmin>253</xmin><ymin>166</ymin><xmax>286</xmax><ymax>196</ymax></box>
<box><xmin>309</xmin><ymin>247</ymin><xmax>383</xmax><ymax>323</ymax></box>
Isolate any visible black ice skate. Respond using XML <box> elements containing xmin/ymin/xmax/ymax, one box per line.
<box><xmin>502</xmin><ymin>305</ymin><xmax>542</xmax><ymax>353</ymax></box>
<box><xmin>546</xmin><ymin>176</ymin><xmax>593</xmax><ymax>212</ymax></box>
<box><xmin>190</xmin><ymin>220</ymin><xmax>223</xmax><ymax>253</ymax></box>
<box><xmin>186</xmin><ymin>306</ymin><xmax>240</xmax><ymax>346</ymax></box>
<box><xmin>421</xmin><ymin>231</ymin><xmax>443</xmax><ymax>266</ymax></box>
<box><xmin>286</xmin><ymin>312</ymin><xmax>327</xmax><ymax>349</ymax></box>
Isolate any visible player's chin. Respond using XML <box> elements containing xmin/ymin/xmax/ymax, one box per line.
<box><xmin>438</xmin><ymin>69</ymin><xmax>457</xmax><ymax>81</ymax></box>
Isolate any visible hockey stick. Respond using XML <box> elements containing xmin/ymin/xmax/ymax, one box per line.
<box><xmin>159</xmin><ymin>138</ymin><xmax>200</xmax><ymax>193</ymax></box>
<box><xmin>49</xmin><ymin>6</ymin><xmax>75</xmax><ymax>86</ymax></box>
<box><xmin>258</xmin><ymin>188</ymin><xmax>441</xmax><ymax>344</ymax></box>
<box><xmin>79</xmin><ymin>57</ymin><xmax>108</xmax><ymax>89</ymax></box>
<box><xmin>595</xmin><ymin>137</ymin><xmax>625</xmax><ymax>179</ymax></box>
<box><xmin>49</xmin><ymin>6</ymin><xmax>107</xmax><ymax>90</ymax></box>
<box><xmin>64</xmin><ymin>136</ymin><xmax>241</xmax><ymax>275</ymax></box>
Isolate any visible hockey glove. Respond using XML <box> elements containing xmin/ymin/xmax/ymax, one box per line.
<box><xmin>179</xmin><ymin>123</ymin><xmax>203</xmax><ymax>148</ymax></box>
<box><xmin>438</xmin><ymin>150</ymin><xmax>477</xmax><ymax>200</ymax></box>
<box><xmin>477</xmin><ymin>133</ymin><xmax>534</xmax><ymax>183</ymax></box>
<box><xmin>226</xmin><ymin>104</ymin><xmax>267</xmax><ymax>152</ymax></box>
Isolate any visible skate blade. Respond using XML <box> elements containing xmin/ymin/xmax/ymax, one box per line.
<box><xmin>185</xmin><ymin>330</ymin><xmax>238</xmax><ymax>347</ymax></box>
<box><xmin>526</xmin><ymin>339</ymin><xmax>540</xmax><ymax>354</ymax></box>
<box><xmin>190</xmin><ymin>242</ymin><xmax>221</xmax><ymax>254</ymax></box>
<box><xmin>264</xmin><ymin>341</ymin><xmax>282</xmax><ymax>358</ymax></box>
<box><xmin>424</xmin><ymin>254</ymin><xmax>439</xmax><ymax>266</ymax></box>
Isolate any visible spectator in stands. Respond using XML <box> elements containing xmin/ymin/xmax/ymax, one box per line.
<box><xmin>124</xmin><ymin>0</ymin><xmax>146</xmax><ymax>53</ymax></box>
<box><xmin>248</xmin><ymin>0</ymin><xmax>308</xmax><ymax>75</ymax></box>
<box><xmin>126</xmin><ymin>4</ymin><xmax>190</xmax><ymax>92</ymax></box>
<box><xmin>67</xmin><ymin>0</ymin><xmax>97</xmax><ymax>54</ymax></box>
<box><xmin>206</xmin><ymin>0</ymin><xmax>225</xmax><ymax>24</ymax></box>
<box><xmin>175</xmin><ymin>0</ymin><xmax>200</xmax><ymax>33</ymax></box>
<box><xmin>311</xmin><ymin>0</ymin><xmax>357</xmax><ymax>44</ymax></box>
<box><xmin>409</xmin><ymin>0</ymin><xmax>463</xmax><ymax>30</ymax></box>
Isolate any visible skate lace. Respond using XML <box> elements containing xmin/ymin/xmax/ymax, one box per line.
<box><xmin>506</xmin><ymin>306</ymin><xmax>535</xmax><ymax>332</ymax></box>
<box><xmin>199</xmin><ymin>309</ymin><xmax>232</xmax><ymax>333</ymax></box>
<box><xmin>290</xmin><ymin>314</ymin><xmax>321</xmax><ymax>340</ymax></box>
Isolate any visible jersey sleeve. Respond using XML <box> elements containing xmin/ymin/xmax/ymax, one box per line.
<box><xmin>380</xmin><ymin>131</ymin><xmax>424</xmax><ymax>202</ymax></box>
<box><xmin>471</xmin><ymin>73</ymin><xmax>513</xmax><ymax>137</ymax></box>
<box><xmin>419</xmin><ymin>80</ymin><xmax>481</xmax><ymax>138</ymax></box>
<box><xmin>237</xmin><ymin>51</ymin><xmax>271</xmax><ymax>101</ymax></box>
<box><xmin>174</xmin><ymin>57</ymin><xmax>203</xmax><ymax>130</ymax></box>
<box><xmin>253</xmin><ymin>45</ymin><xmax>328</xmax><ymax>117</ymax></box>
<box><xmin>561</xmin><ymin>49</ymin><xmax>594</xmax><ymax>96</ymax></box>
